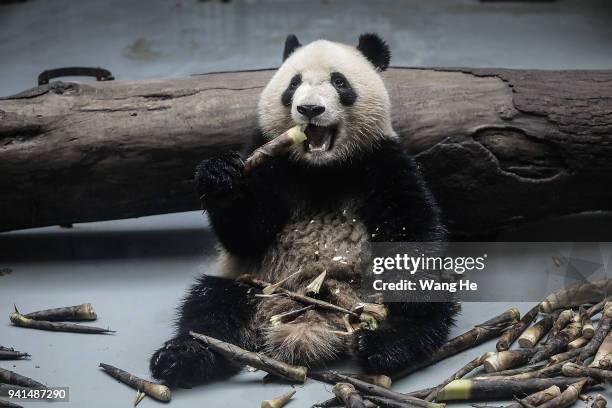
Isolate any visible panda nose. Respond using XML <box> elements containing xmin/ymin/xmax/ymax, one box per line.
<box><xmin>297</xmin><ymin>104</ymin><xmax>325</xmax><ymax>119</ymax></box>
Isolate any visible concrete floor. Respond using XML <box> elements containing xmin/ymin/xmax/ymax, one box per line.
<box><xmin>1</xmin><ymin>0</ymin><xmax>612</xmax><ymax>407</ymax></box>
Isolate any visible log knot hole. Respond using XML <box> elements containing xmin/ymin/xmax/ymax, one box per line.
<box><xmin>474</xmin><ymin>127</ymin><xmax>566</xmax><ymax>180</ymax></box>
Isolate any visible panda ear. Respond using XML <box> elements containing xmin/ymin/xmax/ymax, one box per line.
<box><xmin>283</xmin><ymin>34</ymin><xmax>301</xmax><ymax>61</ymax></box>
<box><xmin>357</xmin><ymin>33</ymin><xmax>391</xmax><ymax>71</ymax></box>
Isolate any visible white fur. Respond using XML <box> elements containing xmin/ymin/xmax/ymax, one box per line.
<box><xmin>258</xmin><ymin>39</ymin><xmax>396</xmax><ymax>165</ymax></box>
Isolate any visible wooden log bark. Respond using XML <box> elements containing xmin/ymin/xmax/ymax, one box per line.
<box><xmin>1</xmin><ymin>68</ymin><xmax>611</xmax><ymax>234</ymax></box>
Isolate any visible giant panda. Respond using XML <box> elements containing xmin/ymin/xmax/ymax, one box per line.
<box><xmin>150</xmin><ymin>33</ymin><xmax>458</xmax><ymax>388</ymax></box>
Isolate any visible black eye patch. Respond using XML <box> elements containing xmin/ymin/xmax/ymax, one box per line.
<box><xmin>331</xmin><ymin>72</ymin><xmax>357</xmax><ymax>106</ymax></box>
<box><xmin>281</xmin><ymin>74</ymin><xmax>301</xmax><ymax>107</ymax></box>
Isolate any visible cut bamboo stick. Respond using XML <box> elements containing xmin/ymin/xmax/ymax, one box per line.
<box><xmin>343</xmin><ymin>374</ymin><xmax>392</xmax><ymax>389</ymax></box>
<box><xmin>497</xmin><ymin>305</ymin><xmax>539</xmax><ymax>351</ymax></box>
<box><xmin>0</xmin><ymin>348</ymin><xmax>29</xmax><ymax>360</ymax></box>
<box><xmin>590</xmin><ymin>330</ymin><xmax>612</xmax><ymax>367</ymax></box>
<box><xmin>99</xmin><ymin>363</ymin><xmax>171</xmax><ymax>402</ymax></box>
<box><xmin>436</xmin><ymin>377</ymin><xmax>592</xmax><ymax>401</ymax></box>
<box><xmin>305</xmin><ymin>271</ymin><xmax>327</xmax><ymax>296</ymax></box>
<box><xmin>363</xmin><ymin>395</ymin><xmax>416</xmax><ymax>408</ymax></box>
<box><xmin>519</xmin><ymin>315</ymin><xmax>555</xmax><ymax>348</ymax></box>
<box><xmin>529</xmin><ymin>319</ymin><xmax>582</xmax><ymax>364</ymax></box>
<box><xmin>484</xmin><ymin>349</ymin><xmax>534</xmax><ymax>373</ymax></box>
<box><xmin>10</xmin><ymin>308</ymin><xmax>114</xmax><ymax>334</ymax></box>
<box><xmin>549</xmin><ymin>348</ymin><xmax>583</xmax><ymax>365</ymax></box>
<box><xmin>568</xmin><ymin>337</ymin><xmax>589</xmax><ymax>350</ymax></box>
<box><xmin>0</xmin><ymin>368</ymin><xmax>44</xmax><ymax>388</ymax></box>
<box><xmin>190</xmin><ymin>331</ymin><xmax>307</xmax><ymax>382</ymax></box>
<box><xmin>23</xmin><ymin>303</ymin><xmax>97</xmax><ymax>321</ymax></box>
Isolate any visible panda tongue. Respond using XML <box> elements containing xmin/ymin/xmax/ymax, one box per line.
<box><xmin>305</xmin><ymin>125</ymin><xmax>331</xmax><ymax>151</ymax></box>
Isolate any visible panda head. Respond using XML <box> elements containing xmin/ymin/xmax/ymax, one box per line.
<box><xmin>258</xmin><ymin>33</ymin><xmax>395</xmax><ymax>166</ymax></box>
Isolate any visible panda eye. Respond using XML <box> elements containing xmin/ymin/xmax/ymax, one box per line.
<box><xmin>289</xmin><ymin>76</ymin><xmax>301</xmax><ymax>89</ymax></box>
<box><xmin>333</xmin><ymin>77</ymin><xmax>346</xmax><ymax>88</ymax></box>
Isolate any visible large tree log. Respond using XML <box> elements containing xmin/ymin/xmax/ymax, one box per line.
<box><xmin>1</xmin><ymin>68</ymin><xmax>611</xmax><ymax>234</ymax></box>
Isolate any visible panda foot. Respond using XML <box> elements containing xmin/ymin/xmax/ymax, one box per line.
<box><xmin>150</xmin><ymin>334</ymin><xmax>239</xmax><ymax>388</ymax></box>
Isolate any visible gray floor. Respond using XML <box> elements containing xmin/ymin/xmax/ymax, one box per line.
<box><xmin>1</xmin><ymin>0</ymin><xmax>612</xmax><ymax>407</ymax></box>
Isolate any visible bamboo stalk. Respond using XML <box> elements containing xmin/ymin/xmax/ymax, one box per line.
<box><xmin>261</xmin><ymin>389</ymin><xmax>296</xmax><ymax>408</ymax></box>
<box><xmin>583</xmin><ymin>318</ymin><xmax>595</xmax><ymax>339</ymax></box>
<box><xmin>10</xmin><ymin>308</ymin><xmax>114</xmax><ymax>334</ymax></box>
<box><xmin>311</xmin><ymin>397</ymin><xmax>340</xmax><ymax>408</ymax></box>
<box><xmin>587</xmin><ymin>300</ymin><xmax>606</xmax><ymax>318</ymax></box>
<box><xmin>539</xmin><ymin>279</ymin><xmax>612</xmax><ymax>313</ymax></box>
<box><xmin>99</xmin><ymin>363</ymin><xmax>171</xmax><ymax>402</ymax></box>
<box><xmin>510</xmin><ymin>361</ymin><xmax>568</xmax><ymax>380</ymax></box>
<box><xmin>333</xmin><ymin>383</ymin><xmax>366</xmax><ymax>408</ymax></box>
<box><xmin>592</xmin><ymin>394</ymin><xmax>607</xmax><ymax>408</ymax></box>
<box><xmin>425</xmin><ymin>352</ymin><xmax>493</xmax><ymax>401</ymax></box>
<box><xmin>497</xmin><ymin>305</ymin><xmax>540</xmax><ymax>351</ymax></box>
<box><xmin>244</xmin><ymin>125</ymin><xmax>307</xmax><ymax>173</ymax></box>
<box><xmin>496</xmin><ymin>385</ymin><xmax>561</xmax><ymax>408</ymax></box>
<box><xmin>563</xmin><ymin>362</ymin><xmax>612</xmax><ymax>382</ymax></box>
<box><xmin>519</xmin><ymin>315</ymin><xmax>555</xmax><ymax>348</ymax></box>
<box><xmin>0</xmin><ymin>368</ymin><xmax>44</xmax><ymax>388</ymax></box>
<box><xmin>190</xmin><ymin>331</ymin><xmax>307</xmax><ymax>382</ymax></box>
<box><xmin>580</xmin><ymin>303</ymin><xmax>612</xmax><ymax>364</ymax></box>
<box><xmin>393</xmin><ymin>308</ymin><xmax>520</xmax><ymax>379</ymax></box>
<box><xmin>590</xmin><ymin>330</ymin><xmax>612</xmax><ymax>367</ymax></box>
<box><xmin>532</xmin><ymin>379</ymin><xmax>587</xmax><ymax>408</ymax></box>
<box><xmin>436</xmin><ymin>377</ymin><xmax>592</xmax><ymax>401</ymax></box>
<box><xmin>475</xmin><ymin>363</ymin><xmax>546</xmax><ymax>378</ymax></box>
<box><xmin>23</xmin><ymin>303</ymin><xmax>97</xmax><ymax>321</ymax></box>
<box><xmin>547</xmin><ymin>310</ymin><xmax>575</xmax><ymax>340</ymax></box>
<box><xmin>343</xmin><ymin>374</ymin><xmax>392</xmax><ymax>389</ymax></box>
<box><xmin>310</xmin><ymin>371</ymin><xmax>444</xmax><ymax>408</ymax></box>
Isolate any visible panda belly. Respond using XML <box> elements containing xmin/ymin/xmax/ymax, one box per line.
<box><xmin>260</xmin><ymin>204</ymin><xmax>371</xmax><ymax>288</ymax></box>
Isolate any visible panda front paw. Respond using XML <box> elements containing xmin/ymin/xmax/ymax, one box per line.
<box><xmin>150</xmin><ymin>335</ymin><xmax>237</xmax><ymax>388</ymax></box>
<box><xmin>195</xmin><ymin>152</ymin><xmax>245</xmax><ymax>207</ymax></box>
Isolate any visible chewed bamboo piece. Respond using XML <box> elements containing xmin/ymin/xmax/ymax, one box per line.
<box><xmin>343</xmin><ymin>373</ymin><xmax>392</xmax><ymax>389</ymax></box>
<box><xmin>497</xmin><ymin>305</ymin><xmax>539</xmax><ymax>351</ymax></box>
<box><xmin>519</xmin><ymin>315</ymin><xmax>555</xmax><ymax>348</ymax></box>
<box><xmin>529</xmin><ymin>317</ymin><xmax>582</xmax><ymax>364</ymax></box>
<box><xmin>261</xmin><ymin>389</ymin><xmax>296</xmax><ymax>408</ymax></box>
<box><xmin>99</xmin><ymin>363</ymin><xmax>171</xmax><ymax>402</ymax></box>
<box><xmin>0</xmin><ymin>368</ymin><xmax>44</xmax><ymax>388</ymax></box>
<box><xmin>190</xmin><ymin>331</ymin><xmax>307</xmax><ymax>382</ymax></box>
<box><xmin>10</xmin><ymin>308</ymin><xmax>114</xmax><ymax>334</ymax></box>
<box><xmin>548</xmin><ymin>310</ymin><xmax>575</xmax><ymax>340</ymax></box>
<box><xmin>435</xmin><ymin>377</ymin><xmax>592</xmax><ymax>401</ymax></box>
<box><xmin>539</xmin><ymin>278</ymin><xmax>612</xmax><ymax>313</ymax></box>
<box><xmin>393</xmin><ymin>308</ymin><xmax>520</xmax><ymax>379</ymax></box>
<box><xmin>23</xmin><ymin>303</ymin><xmax>97</xmax><ymax>321</ymax></box>
<box><xmin>244</xmin><ymin>125</ymin><xmax>307</xmax><ymax>173</ymax></box>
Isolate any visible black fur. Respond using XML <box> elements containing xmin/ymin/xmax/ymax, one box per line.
<box><xmin>281</xmin><ymin>74</ymin><xmax>302</xmax><ymax>107</ymax></box>
<box><xmin>150</xmin><ymin>275</ymin><xmax>260</xmax><ymax>387</ymax></box>
<box><xmin>152</xmin><ymin>138</ymin><xmax>457</xmax><ymax>385</ymax></box>
<box><xmin>283</xmin><ymin>34</ymin><xmax>301</xmax><ymax>61</ymax></box>
<box><xmin>357</xmin><ymin>33</ymin><xmax>391</xmax><ymax>71</ymax></box>
<box><xmin>331</xmin><ymin>72</ymin><xmax>357</xmax><ymax>106</ymax></box>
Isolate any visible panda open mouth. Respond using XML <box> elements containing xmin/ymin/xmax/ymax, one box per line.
<box><xmin>304</xmin><ymin>124</ymin><xmax>336</xmax><ymax>152</ymax></box>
